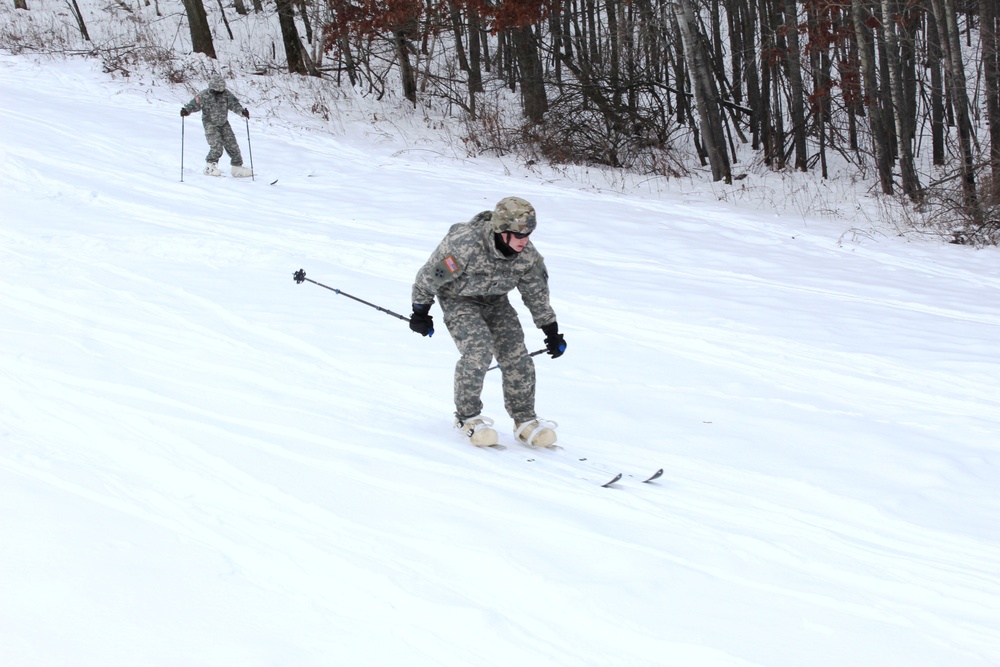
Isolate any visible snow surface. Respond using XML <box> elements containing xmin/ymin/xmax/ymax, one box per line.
<box><xmin>2</xmin><ymin>54</ymin><xmax>999</xmax><ymax>667</ymax></box>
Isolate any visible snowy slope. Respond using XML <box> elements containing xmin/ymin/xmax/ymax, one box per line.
<box><xmin>2</xmin><ymin>54</ymin><xmax>999</xmax><ymax>667</ymax></box>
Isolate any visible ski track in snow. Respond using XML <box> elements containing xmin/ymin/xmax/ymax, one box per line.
<box><xmin>2</xmin><ymin>54</ymin><xmax>1000</xmax><ymax>666</ymax></box>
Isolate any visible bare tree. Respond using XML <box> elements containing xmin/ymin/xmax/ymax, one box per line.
<box><xmin>180</xmin><ymin>0</ymin><xmax>217</xmax><ymax>58</ymax></box>
<box><xmin>880</xmin><ymin>0</ymin><xmax>921</xmax><ymax>199</ymax></box>
<box><xmin>276</xmin><ymin>0</ymin><xmax>317</xmax><ymax>75</ymax></box>
<box><xmin>510</xmin><ymin>24</ymin><xmax>547</xmax><ymax>123</ymax></box>
<box><xmin>67</xmin><ymin>0</ymin><xmax>90</xmax><ymax>40</ymax></box>
<box><xmin>781</xmin><ymin>0</ymin><xmax>808</xmax><ymax>171</ymax></box>
<box><xmin>851</xmin><ymin>0</ymin><xmax>893</xmax><ymax>194</ymax></box>
<box><xmin>673</xmin><ymin>0</ymin><xmax>731</xmax><ymax>182</ymax></box>
<box><xmin>925</xmin><ymin>3</ymin><xmax>946</xmax><ymax>166</ymax></box>
<box><xmin>929</xmin><ymin>0</ymin><xmax>977</xmax><ymax>204</ymax></box>
<box><xmin>982</xmin><ymin>0</ymin><xmax>1000</xmax><ymax>198</ymax></box>
<box><xmin>392</xmin><ymin>20</ymin><xmax>418</xmax><ymax>104</ymax></box>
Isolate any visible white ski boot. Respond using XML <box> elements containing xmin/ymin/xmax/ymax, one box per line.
<box><xmin>455</xmin><ymin>414</ymin><xmax>499</xmax><ymax>447</ymax></box>
<box><xmin>231</xmin><ymin>164</ymin><xmax>253</xmax><ymax>178</ymax></box>
<box><xmin>514</xmin><ymin>418</ymin><xmax>558</xmax><ymax>448</ymax></box>
<box><xmin>204</xmin><ymin>161</ymin><xmax>222</xmax><ymax>176</ymax></box>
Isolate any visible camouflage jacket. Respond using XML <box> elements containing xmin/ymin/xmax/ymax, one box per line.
<box><xmin>182</xmin><ymin>89</ymin><xmax>245</xmax><ymax>127</ymax></box>
<box><xmin>412</xmin><ymin>212</ymin><xmax>557</xmax><ymax>328</ymax></box>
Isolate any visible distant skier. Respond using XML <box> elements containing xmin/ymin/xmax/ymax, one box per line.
<box><xmin>409</xmin><ymin>197</ymin><xmax>567</xmax><ymax>448</ymax></box>
<box><xmin>180</xmin><ymin>75</ymin><xmax>252</xmax><ymax>178</ymax></box>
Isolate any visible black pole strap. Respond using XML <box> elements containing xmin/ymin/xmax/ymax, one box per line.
<box><xmin>293</xmin><ymin>269</ymin><xmax>409</xmax><ymax>321</ymax></box>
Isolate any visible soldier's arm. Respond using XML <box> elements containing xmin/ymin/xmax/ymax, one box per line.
<box><xmin>517</xmin><ymin>255</ymin><xmax>557</xmax><ymax>328</ymax></box>
<box><xmin>182</xmin><ymin>94</ymin><xmax>203</xmax><ymax>114</ymax></box>
<box><xmin>228</xmin><ymin>92</ymin><xmax>246</xmax><ymax>116</ymax></box>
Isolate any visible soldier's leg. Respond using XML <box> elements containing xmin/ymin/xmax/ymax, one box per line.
<box><xmin>204</xmin><ymin>124</ymin><xmax>224</xmax><ymax>164</ymax></box>
<box><xmin>484</xmin><ymin>298</ymin><xmax>535</xmax><ymax>423</ymax></box>
<box><xmin>219</xmin><ymin>122</ymin><xmax>244</xmax><ymax>167</ymax></box>
<box><xmin>441</xmin><ymin>297</ymin><xmax>492</xmax><ymax>419</ymax></box>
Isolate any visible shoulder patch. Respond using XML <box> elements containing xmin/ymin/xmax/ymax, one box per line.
<box><xmin>430</xmin><ymin>255</ymin><xmax>463</xmax><ymax>286</ymax></box>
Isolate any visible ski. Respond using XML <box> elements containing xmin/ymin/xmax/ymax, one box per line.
<box><xmin>461</xmin><ymin>429</ymin><xmax>659</xmax><ymax>488</ymax></box>
<box><xmin>577</xmin><ymin>457</ymin><xmax>663</xmax><ymax>486</ymax></box>
<box><xmin>642</xmin><ymin>468</ymin><xmax>664</xmax><ymax>483</ymax></box>
<box><xmin>601</xmin><ymin>472</ymin><xmax>623</xmax><ymax>488</ymax></box>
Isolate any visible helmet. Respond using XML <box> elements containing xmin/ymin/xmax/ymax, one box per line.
<box><xmin>491</xmin><ymin>197</ymin><xmax>536</xmax><ymax>235</ymax></box>
<box><xmin>209</xmin><ymin>75</ymin><xmax>226</xmax><ymax>92</ymax></box>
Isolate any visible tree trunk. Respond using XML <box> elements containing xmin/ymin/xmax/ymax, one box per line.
<box><xmin>850</xmin><ymin>0</ymin><xmax>893</xmax><ymax>194</ymax></box>
<box><xmin>511</xmin><ymin>25</ymin><xmax>548</xmax><ymax>123</ymax></box>
<box><xmin>606</xmin><ymin>0</ymin><xmax>621</xmax><ymax>107</ymax></box>
<box><xmin>880</xmin><ymin>0</ymin><xmax>921</xmax><ymax>199</ymax></box>
<box><xmin>276</xmin><ymin>0</ymin><xmax>309</xmax><ymax>74</ymax></box>
<box><xmin>674</xmin><ymin>0</ymin><xmax>731</xmax><ymax>182</ymax></box>
<box><xmin>180</xmin><ymin>0</ymin><xmax>216</xmax><ymax>58</ymax></box>
<box><xmin>807</xmin><ymin>0</ymin><xmax>832</xmax><ymax>178</ymax></box>
<box><xmin>782</xmin><ymin>0</ymin><xmax>808</xmax><ymax>171</ymax></box>
<box><xmin>930</xmin><ymin>0</ymin><xmax>977</xmax><ymax>204</ymax></box>
<box><xmin>740</xmin><ymin>0</ymin><xmax>763</xmax><ymax>150</ymax></box>
<box><xmin>926</xmin><ymin>5</ymin><xmax>945</xmax><ymax>165</ymax></box>
<box><xmin>874</xmin><ymin>3</ymin><xmax>898</xmax><ymax>159</ymax></box>
<box><xmin>296</xmin><ymin>0</ymin><xmax>312</xmax><ymax>44</ymax></box>
<box><xmin>396</xmin><ymin>35</ymin><xmax>418</xmax><ymax>104</ymax></box>
<box><xmin>982</xmin><ymin>0</ymin><xmax>1000</xmax><ymax>197</ymax></box>
<box><xmin>468</xmin><ymin>6</ymin><xmax>483</xmax><ymax>93</ymax></box>
<box><xmin>214</xmin><ymin>0</ymin><xmax>234</xmax><ymax>40</ymax></box>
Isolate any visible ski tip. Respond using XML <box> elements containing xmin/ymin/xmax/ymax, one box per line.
<box><xmin>601</xmin><ymin>472</ymin><xmax>623</xmax><ymax>488</ymax></box>
<box><xmin>270</xmin><ymin>179</ymin><xmax>278</xmax><ymax>185</ymax></box>
<box><xmin>642</xmin><ymin>468</ymin><xmax>664</xmax><ymax>483</ymax></box>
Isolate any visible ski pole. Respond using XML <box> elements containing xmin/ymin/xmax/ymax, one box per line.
<box><xmin>293</xmin><ymin>269</ymin><xmax>409</xmax><ymax>322</ymax></box>
<box><xmin>180</xmin><ymin>115</ymin><xmax>185</xmax><ymax>182</ymax></box>
<box><xmin>487</xmin><ymin>349</ymin><xmax>546</xmax><ymax>372</ymax></box>
<box><xmin>245</xmin><ymin>116</ymin><xmax>254</xmax><ymax>181</ymax></box>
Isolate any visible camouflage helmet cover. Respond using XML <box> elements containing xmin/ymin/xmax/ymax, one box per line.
<box><xmin>491</xmin><ymin>197</ymin><xmax>536</xmax><ymax>234</ymax></box>
<box><xmin>209</xmin><ymin>75</ymin><xmax>226</xmax><ymax>92</ymax></box>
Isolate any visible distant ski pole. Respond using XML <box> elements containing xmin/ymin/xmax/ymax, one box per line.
<box><xmin>245</xmin><ymin>117</ymin><xmax>254</xmax><ymax>182</ymax></box>
<box><xmin>180</xmin><ymin>116</ymin><xmax>185</xmax><ymax>182</ymax></box>
<box><xmin>293</xmin><ymin>269</ymin><xmax>408</xmax><ymax>322</ymax></box>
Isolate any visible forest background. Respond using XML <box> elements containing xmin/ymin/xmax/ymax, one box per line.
<box><xmin>2</xmin><ymin>0</ymin><xmax>999</xmax><ymax>245</ymax></box>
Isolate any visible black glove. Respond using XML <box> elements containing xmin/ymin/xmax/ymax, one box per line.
<box><xmin>409</xmin><ymin>303</ymin><xmax>434</xmax><ymax>337</ymax></box>
<box><xmin>180</xmin><ymin>108</ymin><xmax>190</xmax><ymax>117</ymax></box>
<box><xmin>242</xmin><ymin>109</ymin><xmax>250</xmax><ymax>118</ymax></box>
<box><xmin>541</xmin><ymin>322</ymin><xmax>566</xmax><ymax>358</ymax></box>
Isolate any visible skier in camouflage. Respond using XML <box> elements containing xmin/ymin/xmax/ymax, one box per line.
<box><xmin>410</xmin><ymin>197</ymin><xmax>567</xmax><ymax>448</ymax></box>
<box><xmin>180</xmin><ymin>75</ymin><xmax>253</xmax><ymax>178</ymax></box>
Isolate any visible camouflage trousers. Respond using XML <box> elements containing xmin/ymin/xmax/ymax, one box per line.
<box><xmin>440</xmin><ymin>294</ymin><xmax>536</xmax><ymax>424</ymax></box>
<box><xmin>203</xmin><ymin>121</ymin><xmax>243</xmax><ymax>166</ymax></box>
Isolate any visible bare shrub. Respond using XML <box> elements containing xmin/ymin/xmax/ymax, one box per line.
<box><xmin>0</xmin><ymin>4</ymin><xmax>73</xmax><ymax>53</ymax></box>
<box><xmin>459</xmin><ymin>99</ymin><xmax>527</xmax><ymax>159</ymax></box>
<box><xmin>938</xmin><ymin>184</ymin><xmax>1000</xmax><ymax>247</ymax></box>
<box><xmin>459</xmin><ymin>89</ymin><xmax>688</xmax><ymax>179</ymax></box>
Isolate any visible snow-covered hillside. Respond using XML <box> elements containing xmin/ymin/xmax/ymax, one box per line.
<box><xmin>2</xmin><ymin>54</ymin><xmax>999</xmax><ymax>666</ymax></box>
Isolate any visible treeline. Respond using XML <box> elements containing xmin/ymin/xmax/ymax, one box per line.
<box><xmin>313</xmin><ymin>0</ymin><xmax>996</xmax><ymax>235</ymax></box>
<box><xmin>13</xmin><ymin>0</ymin><xmax>1000</xmax><ymax>241</ymax></box>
